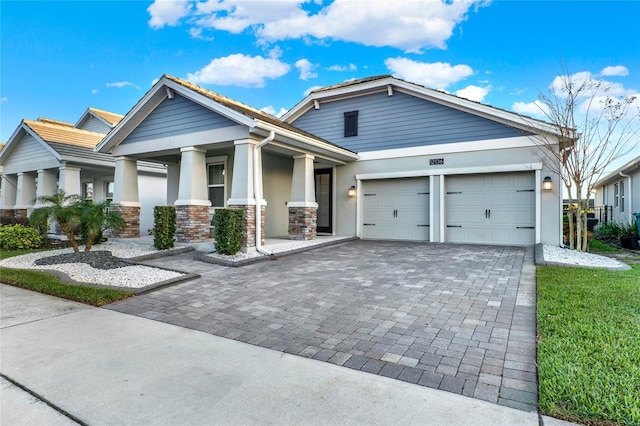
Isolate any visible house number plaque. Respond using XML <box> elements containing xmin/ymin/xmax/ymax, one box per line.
<box><xmin>429</xmin><ymin>158</ymin><xmax>444</xmax><ymax>165</ymax></box>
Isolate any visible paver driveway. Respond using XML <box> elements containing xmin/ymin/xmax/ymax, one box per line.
<box><xmin>108</xmin><ymin>240</ymin><xmax>537</xmax><ymax>411</ymax></box>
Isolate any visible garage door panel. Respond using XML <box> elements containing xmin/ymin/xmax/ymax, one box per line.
<box><xmin>362</xmin><ymin>178</ymin><xmax>430</xmax><ymax>241</ymax></box>
<box><xmin>446</xmin><ymin>172</ymin><xmax>535</xmax><ymax>245</ymax></box>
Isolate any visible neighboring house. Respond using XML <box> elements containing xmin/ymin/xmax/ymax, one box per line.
<box><xmin>0</xmin><ymin>109</ymin><xmax>166</xmax><ymax>235</ymax></box>
<box><xmin>594</xmin><ymin>154</ymin><xmax>640</xmax><ymax>225</ymax></box>
<box><xmin>97</xmin><ymin>74</ymin><xmax>564</xmax><ymax>252</ymax></box>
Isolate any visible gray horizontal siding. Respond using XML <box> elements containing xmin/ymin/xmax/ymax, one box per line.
<box><xmin>77</xmin><ymin>116</ymin><xmax>111</xmax><ymax>134</ymax></box>
<box><xmin>5</xmin><ymin>133</ymin><xmax>57</xmax><ymax>167</ymax></box>
<box><xmin>122</xmin><ymin>94</ymin><xmax>238</xmax><ymax>144</ymax></box>
<box><xmin>291</xmin><ymin>91</ymin><xmax>524</xmax><ymax>152</ymax></box>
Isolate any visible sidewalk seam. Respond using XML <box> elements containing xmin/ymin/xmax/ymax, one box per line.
<box><xmin>1</xmin><ymin>373</ymin><xmax>86</xmax><ymax>426</ymax></box>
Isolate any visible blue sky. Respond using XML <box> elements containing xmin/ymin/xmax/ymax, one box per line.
<box><xmin>2</xmin><ymin>0</ymin><xmax>639</xmax><ymax>164</ymax></box>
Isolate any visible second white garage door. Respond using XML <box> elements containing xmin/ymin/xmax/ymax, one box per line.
<box><xmin>446</xmin><ymin>172</ymin><xmax>535</xmax><ymax>245</ymax></box>
<box><xmin>362</xmin><ymin>178</ymin><xmax>430</xmax><ymax>241</ymax></box>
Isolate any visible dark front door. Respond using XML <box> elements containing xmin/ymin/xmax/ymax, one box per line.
<box><xmin>314</xmin><ymin>169</ymin><xmax>333</xmax><ymax>234</ymax></box>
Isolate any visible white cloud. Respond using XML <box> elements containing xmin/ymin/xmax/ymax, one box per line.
<box><xmin>186</xmin><ymin>54</ymin><xmax>290</xmax><ymax>87</ymax></box>
<box><xmin>600</xmin><ymin>65</ymin><xmax>629</xmax><ymax>77</ymax></box>
<box><xmin>384</xmin><ymin>58</ymin><xmax>473</xmax><ymax>89</ymax></box>
<box><xmin>456</xmin><ymin>85</ymin><xmax>491</xmax><ymax>102</ymax></box>
<box><xmin>512</xmin><ymin>100</ymin><xmax>549</xmax><ymax>117</ymax></box>
<box><xmin>261</xmin><ymin>105</ymin><xmax>288</xmax><ymax>117</ymax></box>
<box><xmin>189</xmin><ymin>27</ymin><xmax>213</xmax><ymax>40</ymax></box>
<box><xmin>106</xmin><ymin>81</ymin><xmax>140</xmax><ymax>89</ymax></box>
<box><xmin>295</xmin><ymin>59</ymin><xmax>317</xmax><ymax>80</ymax></box>
<box><xmin>148</xmin><ymin>0</ymin><xmax>191</xmax><ymax>29</ymax></box>
<box><xmin>91</xmin><ymin>89</ymin><xmax>99</xmax><ymax>95</ymax></box>
<box><xmin>328</xmin><ymin>63</ymin><xmax>357</xmax><ymax>72</ymax></box>
<box><xmin>156</xmin><ymin>0</ymin><xmax>487</xmax><ymax>52</ymax></box>
<box><xmin>1</xmin><ymin>96</ymin><xmax>7</xmax><ymax>103</ymax></box>
<box><xmin>151</xmin><ymin>78</ymin><xmax>161</xmax><ymax>86</ymax></box>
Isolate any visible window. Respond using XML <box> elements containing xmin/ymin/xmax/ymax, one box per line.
<box><xmin>83</xmin><ymin>182</ymin><xmax>94</xmax><ymax>200</ymax></box>
<box><xmin>207</xmin><ymin>163</ymin><xmax>225</xmax><ymax>208</ymax></box>
<box><xmin>614</xmin><ymin>183</ymin><xmax>619</xmax><ymax>207</ymax></box>
<box><xmin>105</xmin><ymin>181</ymin><xmax>114</xmax><ymax>201</ymax></box>
<box><xmin>344</xmin><ymin>111</ymin><xmax>359</xmax><ymax>137</ymax></box>
<box><xmin>620</xmin><ymin>180</ymin><xmax>625</xmax><ymax>213</ymax></box>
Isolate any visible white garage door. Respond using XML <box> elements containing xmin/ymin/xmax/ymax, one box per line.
<box><xmin>362</xmin><ymin>178</ymin><xmax>430</xmax><ymax>241</ymax></box>
<box><xmin>446</xmin><ymin>172</ymin><xmax>535</xmax><ymax>245</ymax></box>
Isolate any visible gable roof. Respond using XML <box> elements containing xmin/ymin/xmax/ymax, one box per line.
<box><xmin>75</xmin><ymin>107</ymin><xmax>124</xmax><ymax>129</ymax></box>
<box><xmin>0</xmin><ymin>118</ymin><xmax>112</xmax><ymax>165</ymax></box>
<box><xmin>97</xmin><ymin>74</ymin><xmax>357</xmax><ymax>161</ymax></box>
<box><xmin>282</xmin><ymin>75</ymin><xmax>560</xmax><ymax>137</ymax></box>
<box><xmin>596</xmin><ymin>154</ymin><xmax>640</xmax><ymax>186</ymax></box>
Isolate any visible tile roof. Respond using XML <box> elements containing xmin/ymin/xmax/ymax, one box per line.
<box><xmin>164</xmin><ymin>75</ymin><xmax>352</xmax><ymax>151</ymax></box>
<box><xmin>24</xmin><ymin>119</ymin><xmax>105</xmax><ymax>148</ymax></box>
<box><xmin>311</xmin><ymin>75</ymin><xmax>393</xmax><ymax>93</ymax></box>
<box><xmin>88</xmin><ymin>107</ymin><xmax>124</xmax><ymax>125</ymax></box>
<box><xmin>36</xmin><ymin>118</ymin><xmax>75</xmax><ymax>127</ymax></box>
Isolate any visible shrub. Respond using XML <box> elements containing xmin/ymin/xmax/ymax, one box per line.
<box><xmin>153</xmin><ymin>206</ymin><xmax>176</xmax><ymax>250</ymax></box>
<box><xmin>0</xmin><ymin>216</ymin><xmax>30</xmax><ymax>226</ymax></box>
<box><xmin>0</xmin><ymin>224</ymin><xmax>43</xmax><ymax>250</ymax></box>
<box><xmin>215</xmin><ymin>208</ymin><xmax>243</xmax><ymax>255</ymax></box>
<box><xmin>596</xmin><ymin>221</ymin><xmax>638</xmax><ymax>239</ymax></box>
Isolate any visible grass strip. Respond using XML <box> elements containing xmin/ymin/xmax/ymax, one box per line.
<box><xmin>537</xmin><ymin>264</ymin><xmax>640</xmax><ymax>425</ymax></box>
<box><xmin>0</xmin><ymin>267</ymin><xmax>134</xmax><ymax>306</ymax></box>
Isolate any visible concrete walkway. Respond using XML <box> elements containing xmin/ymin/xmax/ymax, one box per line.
<box><xmin>1</xmin><ymin>284</ymin><xmax>543</xmax><ymax>425</ymax></box>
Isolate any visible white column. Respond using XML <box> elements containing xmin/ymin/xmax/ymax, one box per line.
<box><xmin>166</xmin><ymin>163</ymin><xmax>180</xmax><ymax>206</ymax></box>
<box><xmin>175</xmin><ymin>147</ymin><xmax>209</xmax><ymax>206</ymax></box>
<box><xmin>1</xmin><ymin>174</ymin><xmax>18</xmax><ymax>209</ymax></box>
<box><xmin>287</xmin><ymin>154</ymin><xmax>318</xmax><ymax>208</ymax></box>
<box><xmin>227</xmin><ymin>139</ymin><xmax>256</xmax><ymax>206</ymax></box>
<box><xmin>14</xmin><ymin>172</ymin><xmax>37</xmax><ymax>209</ymax></box>
<box><xmin>36</xmin><ymin>169</ymin><xmax>58</xmax><ymax>206</ymax></box>
<box><xmin>58</xmin><ymin>166</ymin><xmax>82</xmax><ymax>197</ymax></box>
<box><xmin>114</xmin><ymin>157</ymin><xmax>140</xmax><ymax>207</ymax></box>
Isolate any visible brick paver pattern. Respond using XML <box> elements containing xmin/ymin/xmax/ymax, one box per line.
<box><xmin>108</xmin><ymin>241</ymin><xmax>538</xmax><ymax>411</ymax></box>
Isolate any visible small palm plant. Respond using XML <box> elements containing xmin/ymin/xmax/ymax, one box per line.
<box><xmin>80</xmin><ymin>200</ymin><xmax>125</xmax><ymax>252</ymax></box>
<box><xmin>30</xmin><ymin>190</ymin><xmax>84</xmax><ymax>253</ymax></box>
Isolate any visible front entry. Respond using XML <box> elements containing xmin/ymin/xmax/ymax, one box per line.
<box><xmin>314</xmin><ymin>169</ymin><xmax>332</xmax><ymax>234</ymax></box>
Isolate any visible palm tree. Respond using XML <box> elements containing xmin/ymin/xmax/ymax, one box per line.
<box><xmin>30</xmin><ymin>190</ymin><xmax>84</xmax><ymax>253</ymax></box>
<box><xmin>80</xmin><ymin>200</ymin><xmax>125</xmax><ymax>252</ymax></box>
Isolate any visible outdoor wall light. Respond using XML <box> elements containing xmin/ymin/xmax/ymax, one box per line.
<box><xmin>347</xmin><ymin>185</ymin><xmax>356</xmax><ymax>198</ymax></box>
<box><xmin>542</xmin><ymin>176</ymin><xmax>553</xmax><ymax>191</ymax></box>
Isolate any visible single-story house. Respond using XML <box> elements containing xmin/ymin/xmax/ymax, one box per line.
<box><xmin>96</xmin><ymin>74</ymin><xmax>563</xmax><ymax>252</ymax></box>
<box><xmin>594</xmin><ymin>154</ymin><xmax>640</xmax><ymax>225</ymax></box>
<box><xmin>0</xmin><ymin>108</ymin><xmax>166</xmax><ymax>235</ymax></box>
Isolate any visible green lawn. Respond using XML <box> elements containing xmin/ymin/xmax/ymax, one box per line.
<box><xmin>0</xmin><ymin>249</ymin><xmax>134</xmax><ymax>306</ymax></box>
<box><xmin>537</xmin><ymin>263</ymin><xmax>640</xmax><ymax>425</ymax></box>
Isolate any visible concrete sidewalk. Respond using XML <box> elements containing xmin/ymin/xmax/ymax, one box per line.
<box><xmin>1</xmin><ymin>284</ymin><xmax>545</xmax><ymax>425</ymax></box>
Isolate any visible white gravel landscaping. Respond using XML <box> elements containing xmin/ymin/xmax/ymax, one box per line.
<box><xmin>543</xmin><ymin>245</ymin><xmax>628</xmax><ymax>269</ymax></box>
<box><xmin>0</xmin><ymin>241</ymin><xmax>184</xmax><ymax>289</ymax></box>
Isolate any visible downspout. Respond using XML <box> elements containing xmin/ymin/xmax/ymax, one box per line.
<box><xmin>253</xmin><ymin>131</ymin><xmax>275</xmax><ymax>255</ymax></box>
<box><xmin>620</xmin><ymin>171</ymin><xmax>632</xmax><ymax>224</ymax></box>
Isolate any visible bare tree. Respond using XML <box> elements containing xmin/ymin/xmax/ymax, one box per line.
<box><xmin>529</xmin><ymin>64</ymin><xmax>639</xmax><ymax>251</ymax></box>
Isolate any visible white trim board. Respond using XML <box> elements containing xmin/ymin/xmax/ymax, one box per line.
<box><xmin>355</xmin><ymin>162</ymin><xmax>542</xmax><ymax>181</ymax></box>
<box><xmin>356</xmin><ymin>136</ymin><xmax>537</xmax><ymax>161</ymax></box>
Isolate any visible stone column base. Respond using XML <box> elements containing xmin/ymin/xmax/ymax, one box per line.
<box><xmin>13</xmin><ymin>209</ymin><xmax>28</xmax><ymax>220</ymax></box>
<box><xmin>228</xmin><ymin>204</ymin><xmax>265</xmax><ymax>250</ymax></box>
<box><xmin>176</xmin><ymin>205</ymin><xmax>210</xmax><ymax>243</ymax></box>
<box><xmin>0</xmin><ymin>209</ymin><xmax>15</xmax><ymax>221</ymax></box>
<box><xmin>288</xmin><ymin>206</ymin><xmax>317</xmax><ymax>240</ymax></box>
<box><xmin>112</xmin><ymin>206</ymin><xmax>140</xmax><ymax>238</ymax></box>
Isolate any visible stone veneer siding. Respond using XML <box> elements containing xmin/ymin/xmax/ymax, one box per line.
<box><xmin>176</xmin><ymin>205</ymin><xmax>210</xmax><ymax>243</ymax></box>
<box><xmin>228</xmin><ymin>204</ymin><xmax>265</xmax><ymax>249</ymax></box>
<box><xmin>113</xmin><ymin>206</ymin><xmax>140</xmax><ymax>238</ymax></box>
<box><xmin>0</xmin><ymin>209</ymin><xmax>16</xmax><ymax>220</ymax></box>
<box><xmin>13</xmin><ymin>209</ymin><xmax>28</xmax><ymax>220</ymax></box>
<box><xmin>288</xmin><ymin>207</ymin><xmax>317</xmax><ymax>240</ymax></box>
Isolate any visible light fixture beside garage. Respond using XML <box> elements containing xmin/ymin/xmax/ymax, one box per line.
<box><xmin>348</xmin><ymin>185</ymin><xmax>356</xmax><ymax>197</ymax></box>
<box><xmin>542</xmin><ymin>176</ymin><xmax>553</xmax><ymax>191</ymax></box>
